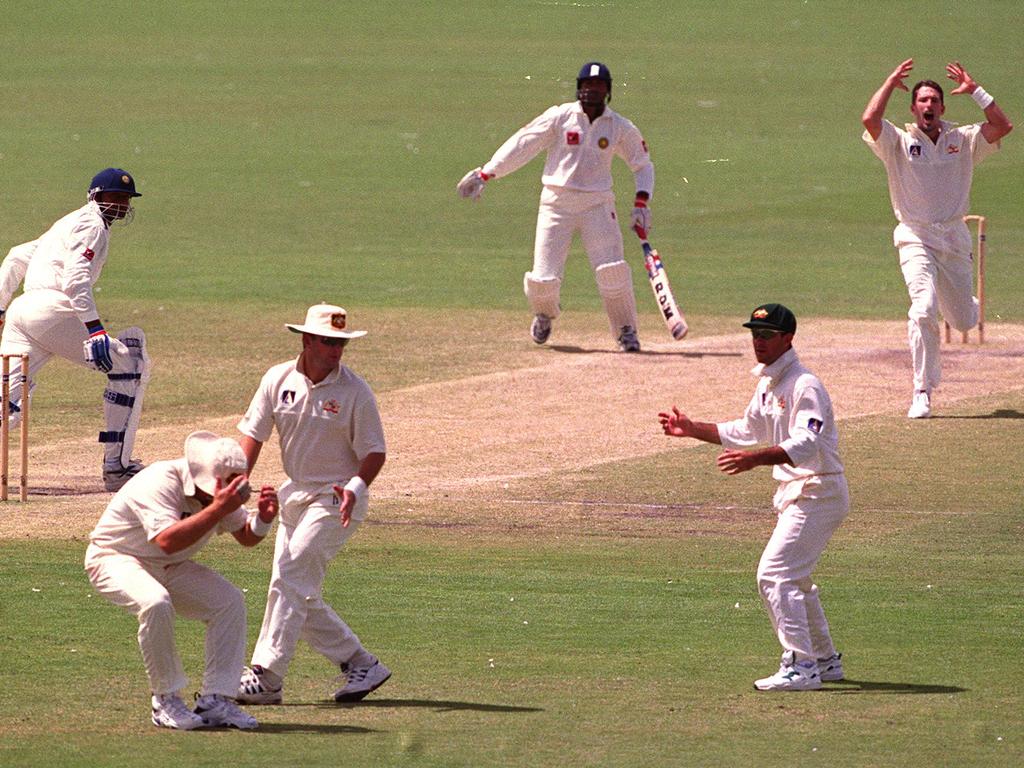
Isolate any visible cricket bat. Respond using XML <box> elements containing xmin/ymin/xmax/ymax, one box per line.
<box><xmin>635</xmin><ymin>228</ymin><xmax>688</xmax><ymax>340</ymax></box>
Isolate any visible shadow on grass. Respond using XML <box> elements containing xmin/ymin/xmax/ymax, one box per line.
<box><xmin>934</xmin><ymin>409</ymin><xmax>1024</xmax><ymax>420</ymax></box>
<box><xmin>315</xmin><ymin>698</ymin><xmax>544</xmax><ymax>713</ymax></box>
<box><xmin>549</xmin><ymin>344</ymin><xmax>742</xmax><ymax>358</ymax></box>
<box><xmin>826</xmin><ymin>679</ymin><xmax>967</xmax><ymax>694</ymax></box>
<box><xmin>254</xmin><ymin>723</ymin><xmax>379</xmax><ymax>735</ymax></box>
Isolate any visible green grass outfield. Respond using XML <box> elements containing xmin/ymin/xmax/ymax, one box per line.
<box><xmin>1</xmin><ymin>2</ymin><xmax>1022</xmax><ymax>766</ymax></box>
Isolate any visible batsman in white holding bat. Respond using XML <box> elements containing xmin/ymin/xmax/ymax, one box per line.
<box><xmin>659</xmin><ymin>304</ymin><xmax>849</xmax><ymax>691</ymax></box>
<box><xmin>458</xmin><ymin>61</ymin><xmax>654</xmax><ymax>351</ymax></box>
<box><xmin>0</xmin><ymin>168</ymin><xmax>151</xmax><ymax>490</ymax></box>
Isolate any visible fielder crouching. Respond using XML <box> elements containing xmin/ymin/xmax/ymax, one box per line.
<box><xmin>659</xmin><ymin>304</ymin><xmax>848</xmax><ymax>691</ymax></box>
<box><xmin>85</xmin><ymin>431</ymin><xmax>279</xmax><ymax>729</ymax></box>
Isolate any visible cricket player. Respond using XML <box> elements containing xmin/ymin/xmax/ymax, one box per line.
<box><xmin>0</xmin><ymin>168</ymin><xmax>152</xmax><ymax>489</ymax></box>
<box><xmin>85</xmin><ymin>431</ymin><xmax>279</xmax><ymax>729</ymax></box>
<box><xmin>457</xmin><ymin>61</ymin><xmax>654</xmax><ymax>352</ymax></box>
<box><xmin>659</xmin><ymin>304</ymin><xmax>848</xmax><ymax>691</ymax></box>
<box><xmin>235</xmin><ymin>303</ymin><xmax>390</xmax><ymax>706</ymax></box>
<box><xmin>862</xmin><ymin>59</ymin><xmax>1013</xmax><ymax>418</ymax></box>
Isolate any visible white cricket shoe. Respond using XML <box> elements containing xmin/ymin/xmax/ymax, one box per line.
<box><xmin>907</xmin><ymin>391</ymin><xmax>931</xmax><ymax>419</ymax></box>
<box><xmin>617</xmin><ymin>325</ymin><xmax>641</xmax><ymax>353</ymax></box>
<box><xmin>754</xmin><ymin>651</ymin><xmax>822</xmax><ymax>691</ymax></box>
<box><xmin>818</xmin><ymin>652</ymin><xmax>844</xmax><ymax>682</ymax></box>
<box><xmin>334</xmin><ymin>658</ymin><xmax>392</xmax><ymax>702</ymax></box>
<box><xmin>104</xmin><ymin>460</ymin><xmax>146</xmax><ymax>492</ymax></box>
<box><xmin>236</xmin><ymin>664</ymin><xmax>283</xmax><ymax>705</ymax></box>
<box><xmin>193</xmin><ymin>693</ymin><xmax>259</xmax><ymax>730</ymax></box>
<box><xmin>531</xmin><ymin>314</ymin><xmax>552</xmax><ymax>345</ymax></box>
<box><xmin>151</xmin><ymin>693</ymin><xmax>207</xmax><ymax>730</ymax></box>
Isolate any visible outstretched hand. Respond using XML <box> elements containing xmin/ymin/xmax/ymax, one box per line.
<box><xmin>658</xmin><ymin>406</ymin><xmax>693</xmax><ymax>438</ymax></box>
<box><xmin>946</xmin><ymin>61</ymin><xmax>977</xmax><ymax>95</ymax></box>
<box><xmin>888</xmin><ymin>58</ymin><xmax>914</xmax><ymax>92</ymax></box>
<box><xmin>716</xmin><ymin>449</ymin><xmax>757</xmax><ymax>475</ymax></box>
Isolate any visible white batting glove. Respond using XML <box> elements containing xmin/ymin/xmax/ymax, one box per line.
<box><xmin>630</xmin><ymin>196</ymin><xmax>651</xmax><ymax>236</ymax></box>
<box><xmin>457</xmin><ymin>167</ymin><xmax>490</xmax><ymax>200</ymax></box>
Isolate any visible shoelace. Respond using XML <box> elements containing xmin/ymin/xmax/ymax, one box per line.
<box><xmin>158</xmin><ymin>695</ymin><xmax>195</xmax><ymax>719</ymax></box>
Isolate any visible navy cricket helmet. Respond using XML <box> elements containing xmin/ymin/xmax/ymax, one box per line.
<box><xmin>576</xmin><ymin>61</ymin><xmax>612</xmax><ymax>102</ymax></box>
<box><xmin>88</xmin><ymin>168</ymin><xmax>142</xmax><ymax>199</ymax></box>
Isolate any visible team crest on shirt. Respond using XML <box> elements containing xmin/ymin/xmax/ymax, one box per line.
<box><xmin>777</xmin><ymin>396</ymin><xmax>786</xmax><ymax>411</ymax></box>
<box><xmin>946</xmin><ymin>144</ymin><xmax>960</xmax><ymax>154</ymax></box>
<box><xmin>83</xmin><ymin>247</ymin><xmax>95</xmax><ymax>261</ymax></box>
<box><xmin>281</xmin><ymin>390</ymin><xmax>296</xmax><ymax>405</ymax></box>
<box><xmin>909</xmin><ymin>145</ymin><xmax>922</xmax><ymax>157</ymax></box>
<box><xmin>566</xmin><ymin>131</ymin><xmax>580</xmax><ymax>145</ymax></box>
<box><xmin>323</xmin><ymin>398</ymin><xmax>340</xmax><ymax>415</ymax></box>
<box><xmin>598</xmin><ymin>137</ymin><xmax>609</xmax><ymax>149</ymax></box>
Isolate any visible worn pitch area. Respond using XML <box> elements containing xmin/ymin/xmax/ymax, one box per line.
<box><xmin>3</xmin><ymin>319</ymin><xmax>1022</xmax><ymax>540</ymax></box>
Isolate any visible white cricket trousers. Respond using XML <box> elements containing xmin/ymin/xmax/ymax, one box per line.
<box><xmin>898</xmin><ymin>243</ymin><xmax>979</xmax><ymax>392</ymax></box>
<box><xmin>532</xmin><ymin>186</ymin><xmax>624</xmax><ymax>277</ymax></box>
<box><xmin>251</xmin><ymin>489</ymin><xmax>367</xmax><ymax>678</ymax></box>
<box><xmin>85</xmin><ymin>546</ymin><xmax>246</xmax><ymax>697</ymax></box>
<box><xmin>756</xmin><ymin>475</ymin><xmax>849</xmax><ymax>662</ymax></box>
<box><xmin>1</xmin><ymin>288</ymin><xmax>145</xmax><ymax>467</ymax></box>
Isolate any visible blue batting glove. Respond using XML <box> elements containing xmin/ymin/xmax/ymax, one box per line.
<box><xmin>84</xmin><ymin>327</ymin><xmax>113</xmax><ymax>373</ymax></box>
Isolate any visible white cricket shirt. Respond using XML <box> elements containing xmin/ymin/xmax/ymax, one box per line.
<box><xmin>238</xmin><ymin>359</ymin><xmax>386</xmax><ymax>494</ymax></box>
<box><xmin>863</xmin><ymin>120</ymin><xmax>999</xmax><ymax>253</ymax></box>
<box><xmin>21</xmin><ymin>201</ymin><xmax>110</xmax><ymax>324</ymax></box>
<box><xmin>717</xmin><ymin>348</ymin><xmax>844</xmax><ymax>485</ymax></box>
<box><xmin>89</xmin><ymin>459</ymin><xmax>247</xmax><ymax>566</ymax></box>
<box><xmin>482</xmin><ymin>102</ymin><xmax>654</xmax><ymax>195</ymax></box>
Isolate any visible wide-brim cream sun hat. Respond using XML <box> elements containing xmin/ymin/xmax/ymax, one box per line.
<box><xmin>184</xmin><ymin>430</ymin><xmax>248</xmax><ymax>496</ymax></box>
<box><xmin>285</xmin><ymin>303</ymin><xmax>367</xmax><ymax>339</ymax></box>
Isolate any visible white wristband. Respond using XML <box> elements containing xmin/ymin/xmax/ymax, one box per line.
<box><xmin>344</xmin><ymin>476</ymin><xmax>368</xmax><ymax>501</ymax></box>
<box><xmin>971</xmin><ymin>86</ymin><xmax>994</xmax><ymax>109</ymax></box>
<box><xmin>248</xmin><ymin>512</ymin><xmax>272</xmax><ymax>537</ymax></box>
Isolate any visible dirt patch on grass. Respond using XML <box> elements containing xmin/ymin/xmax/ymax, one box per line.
<box><xmin>3</xmin><ymin>319</ymin><xmax>1022</xmax><ymax>540</ymax></box>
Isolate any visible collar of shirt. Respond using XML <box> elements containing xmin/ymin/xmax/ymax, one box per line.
<box><xmin>904</xmin><ymin>119</ymin><xmax>957</xmax><ymax>144</ymax></box>
<box><xmin>295</xmin><ymin>356</ymin><xmax>344</xmax><ymax>387</ymax></box>
<box><xmin>751</xmin><ymin>346</ymin><xmax>799</xmax><ymax>384</ymax></box>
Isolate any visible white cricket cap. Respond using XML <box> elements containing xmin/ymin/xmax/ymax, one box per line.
<box><xmin>285</xmin><ymin>303</ymin><xmax>368</xmax><ymax>339</ymax></box>
<box><xmin>184</xmin><ymin>431</ymin><xmax>248</xmax><ymax>496</ymax></box>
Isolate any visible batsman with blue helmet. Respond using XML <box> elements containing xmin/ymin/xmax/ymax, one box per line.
<box><xmin>0</xmin><ymin>168</ymin><xmax>151</xmax><ymax>491</ymax></box>
<box><xmin>457</xmin><ymin>61</ymin><xmax>655</xmax><ymax>352</ymax></box>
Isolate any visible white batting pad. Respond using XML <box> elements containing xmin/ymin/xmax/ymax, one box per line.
<box><xmin>523</xmin><ymin>273</ymin><xmax>562</xmax><ymax>319</ymax></box>
<box><xmin>594</xmin><ymin>260</ymin><xmax>638</xmax><ymax>335</ymax></box>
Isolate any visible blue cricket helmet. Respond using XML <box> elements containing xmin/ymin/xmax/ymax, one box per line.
<box><xmin>576</xmin><ymin>62</ymin><xmax>612</xmax><ymax>92</ymax></box>
<box><xmin>88</xmin><ymin>168</ymin><xmax>142</xmax><ymax>198</ymax></box>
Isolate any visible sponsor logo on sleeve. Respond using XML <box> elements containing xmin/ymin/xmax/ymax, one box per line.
<box><xmin>83</xmin><ymin>247</ymin><xmax>95</xmax><ymax>262</ymax></box>
<box><xmin>807</xmin><ymin>417</ymin><xmax>823</xmax><ymax>434</ymax></box>
<box><xmin>566</xmin><ymin>131</ymin><xmax>580</xmax><ymax>145</ymax></box>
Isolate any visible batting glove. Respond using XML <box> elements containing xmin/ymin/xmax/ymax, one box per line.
<box><xmin>457</xmin><ymin>167</ymin><xmax>491</xmax><ymax>200</ymax></box>
<box><xmin>83</xmin><ymin>326</ymin><xmax>114</xmax><ymax>373</ymax></box>
<box><xmin>630</xmin><ymin>196</ymin><xmax>651</xmax><ymax>236</ymax></box>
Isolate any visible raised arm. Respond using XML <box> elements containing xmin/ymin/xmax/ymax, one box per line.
<box><xmin>946</xmin><ymin>61</ymin><xmax>1013</xmax><ymax>144</ymax></box>
<box><xmin>862</xmin><ymin>58</ymin><xmax>914</xmax><ymax>140</ymax></box>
